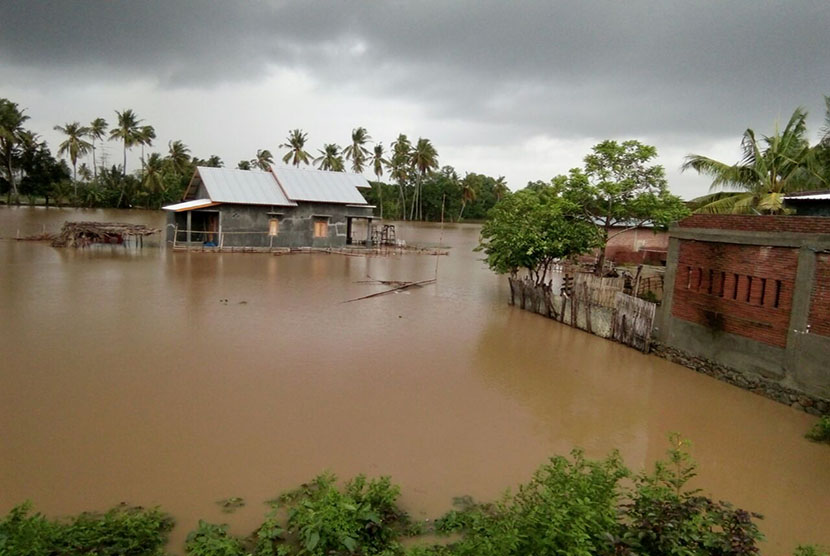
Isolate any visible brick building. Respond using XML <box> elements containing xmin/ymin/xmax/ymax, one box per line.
<box><xmin>604</xmin><ymin>225</ymin><xmax>668</xmax><ymax>265</ymax></box>
<box><xmin>657</xmin><ymin>214</ymin><xmax>830</xmax><ymax>399</ymax></box>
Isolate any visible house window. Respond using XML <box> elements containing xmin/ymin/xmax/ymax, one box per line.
<box><xmin>269</xmin><ymin>218</ymin><xmax>279</xmax><ymax>236</ymax></box>
<box><xmin>314</xmin><ymin>219</ymin><xmax>328</xmax><ymax>238</ymax></box>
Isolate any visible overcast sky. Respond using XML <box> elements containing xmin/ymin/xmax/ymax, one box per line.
<box><xmin>2</xmin><ymin>0</ymin><xmax>829</xmax><ymax>199</ymax></box>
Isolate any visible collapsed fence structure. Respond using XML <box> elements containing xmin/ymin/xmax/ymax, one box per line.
<box><xmin>508</xmin><ymin>271</ymin><xmax>657</xmax><ymax>352</ymax></box>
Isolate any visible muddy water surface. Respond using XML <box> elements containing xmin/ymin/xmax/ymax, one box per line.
<box><xmin>1</xmin><ymin>207</ymin><xmax>828</xmax><ymax>554</ymax></box>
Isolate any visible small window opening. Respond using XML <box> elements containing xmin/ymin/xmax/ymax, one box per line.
<box><xmin>696</xmin><ymin>268</ymin><xmax>703</xmax><ymax>290</ymax></box>
<box><xmin>719</xmin><ymin>272</ymin><xmax>726</xmax><ymax>297</ymax></box>
<box><xmin>774</xmin><ymin>280</ymin><xmax>782</xmax><ymax>308</ymax></box>
<box><xmin>759</xmin><ymin>278</ymin><xmax>767</xmax><ymax>306</ymax></box>
<box><xmin>707</xmin><ymin>269</ymin><xmax>714</xmax><ymax>295</ymax></box>
<box><xmin>314</xmin><ymin>219</ymin><xmax>328</xmax><ymax>238</ymax></box>
<box><xmin>733</xmin><ymin>274</ymin><xmax>739</xmax><ymax>300</ymax></box>
<box><xmin>745</xmin><ymin>276</ymin><xmax>753</xmax><ymax>303</ymax></box>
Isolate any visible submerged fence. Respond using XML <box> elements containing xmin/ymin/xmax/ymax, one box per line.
<box><xmin>508</xmin><ymin>272</ymin><xmax>657</xmax><ymax>352</ymax></box>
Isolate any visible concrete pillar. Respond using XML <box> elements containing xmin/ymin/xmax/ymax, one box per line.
<box><xmin>656</xmin><ymin>236</ymin><xmax>681</xmax><ymax>339</ymax></box>
<box><xmin>366</xmin><ymin>218</ymin><xmax>373</xmax><ymax>246</ymax></box>
<box><xmin>787</xmin><ymin>246</ymin><xmax>817</xmax><ymax>341</ymax></box>
<box><xmin>186</xmin><ymin>211</ymin><xmax>192</xmax><ymax>244</ymax></box>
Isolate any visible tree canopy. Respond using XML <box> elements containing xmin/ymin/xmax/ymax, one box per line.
<box><xmin>683</xmin><ymin>101</ymin><xmax>830</xmax><ymax>214</ymax></box>
<box><xmin>478</xmin><ymin>187</ymin><xmax>599</xmax><ymax>284</ymax></box>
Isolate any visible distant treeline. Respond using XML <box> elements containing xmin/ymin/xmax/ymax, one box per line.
<box><xmin>0</xmin><ymin>98</ymin><xmax>507</xmax><ymax>220</ymax></box>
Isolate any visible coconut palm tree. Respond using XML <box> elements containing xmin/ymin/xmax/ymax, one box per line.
<box><xmin>410</xmin><ymin>137</ymin><xmax>439</xmax><ymax>220</ymax></box>
<box><xmin>682</xmin><ymin>107</ymin><xmax>826</xmax><ymax>214</ymax></box>
<box><xmin>386</xmin><ymin>134</ymin><xmax>412</xmax><ymax>220</ymax></box>
<box><xmin>252</xmin><ymin>149</ymin><xmax>274</xmax><ymax>171</ymax></box>
<box><xmin>87</xmin><ymin>117</ymin><xmax>108</xmax><ymax>178</ymax></box>
<box><xmin>0</xmin><ymin>98</ymin><xmax>30</xmax><ymax>198</ymax></box>
<box><xmin>205</xmin><ymin>155</ymin><xmax>224</xmax><ymax>168</ymax></box>
<box><xmin>109</xmin><ymin>109</ymin><xmax>143</xmax><ymax>176</ymax></box>
<box><xmin>458</xmin><ymin>179</ymin><xmax>477</xmax><ymax>220</ymax></box>
<box><xmin>167</xmin><ymin>140</ymin><xmax>191</xmax><ymax>176</ymax></box>
<box><xmin>493</xmin><ymin>176</ymin><xmax>510</xmax><ymax>201</ymax></box>
<box><xmin>54</xmin><ymin>122</ymin><xmax>92</xmax><ymax>194</ymax></box>
<box><xmin>137</xmin><ymin>125</ymin><xmax>156</xmax><ymax>170</ymax></box>
<box><xmin>237</xmin><ymin>160</ymin><xmax>252</xmax><ymax>170</ymax></box>
<box><xmin>371</xmin><ymin>143</ymin><xmax>388</xmax><ymax>219</ymax></box>
<box><xmin>78</xmin><ymin>163</ymin><xmax>93</xmax><ymax>182</ymax></box>
<box><xmin>280</xmin><ymin>129</ymin><xmax>312</xmax><ymax>166</ymax></box>
<box><xmin>343</xmin><ymin>127</ymin><xmax>371</xmax><ymax>174</ymax></box>
<box><xmin>314</xmin><ymin>143</ymin><xmax>345</xmax><ymax>171</ymax></box>
<box><xmin>142</xmin><ymin>152</ymin><xmax>166</xmax><ymax>203</ymax></box>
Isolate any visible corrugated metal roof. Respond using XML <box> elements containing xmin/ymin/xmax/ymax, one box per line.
<box><xmin>784</xmin><ymin>193</ymin><xmax>830</xmax><ymax>201</ymax></box>
<box><xmin>162</xmin><ymin>199</ymin><xmax>219</xmax><ymax>212</ymax></box>
<box><xmin>272</xmin><ymin>166</ymin><xmax>370</xmax><ymax>205</ymax></box>
<box><xmin>198</xmin><ymin>167</ymin><xmax>297</xmax><ymax>206</ymax></box>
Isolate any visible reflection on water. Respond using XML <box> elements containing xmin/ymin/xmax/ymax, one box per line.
<box><xmin>1</xmin><ymin>207</ymin><xmax>828</xmax><ymax>554</ymax></box>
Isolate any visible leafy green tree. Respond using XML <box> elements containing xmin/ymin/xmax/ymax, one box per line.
<box><xmin>237</xmin><ymin>160</ymin><xmax>252</xmax><ymax>170</ymax></box>
<box><xmin>314</xmin><ymin>143</ymin><xmax>345</xmax><ymax>171</ymax></box>
<box><xmin>53</xmin><ymin>121</ymin><xmax>92</xmax><ymax>196</ymax></box>
<box><xmin>563</xmin><ymin>140</ymin><xmax>688</xmax><ymax>273</ymax></box>
<box><xmin>280</xmin><ymin>128</ymin><xmax>312</xmax><ymax>166</ymax></box>
<box><xmin>386</xmin><ymin>134</ymin><xmax>412</xmax><ymax>219</ymax></box>
<box><xmin>252</xmin><ymin>148</ymin><xmax>274</xmax><ymax>171</ymax></box>
<box><xmin>109</xmin><ymin>109</ymin><xmax>143</xmax><ymax>176</ymax></box>
<box><xmin>87</xmin><ymin>117</ymin><xmax>108</xmax><ymax>178</ymax></box>
<box><xmin>0</xmin><ymin>98</ymin><xmax>31</xmax><ymax>199</ymax></box>
<box><xmin>19</xmin><ymin>139</ymin><xmax>70</xmax><ymax>206</ymax></box>
<box><xmin>410</xmin><ymin>137</ymin><xmax>439</xmax><ymax>220</ymax></box>
<box><xmin>683</xmin><ymin>106</ymin><xmax>827</xmax><ymax>214</ymax></box>
<box><xmin>478</xmin><ymin>188</ymin><xmax>600</xmax><ymax>285</ymax></box>
<box><xmin>343</xmin><ymin>127</ymin><xmax>371</xmax><ymax>174</ymax></box>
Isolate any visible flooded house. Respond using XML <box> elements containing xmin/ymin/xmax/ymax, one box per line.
<box><xmin>163</xmin><ymin>166</ymin><xmax>376</xmax><ymax>249</ymax></box>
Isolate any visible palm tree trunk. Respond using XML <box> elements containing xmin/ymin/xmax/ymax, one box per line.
<box><xmin>458</xmin><ymin>201</ymin><xmax>466</xmax><ymax>221</ymax></box>
<box><xmin>122</xmin><ymin>141</ymin><xmax>127</xmax><ymax>177</ymax></box>
<box><xmin>398</xmin><ymin>183</ymin><xmax>407</xmax><ymax>220</ymax></box>
<box><xmin>92</xmin><ymin>142</ymin><xmax>97</xmax><ymax>179</ymax></box>
<box><xmin>72</xmin><ymin>161</ymin><xmax>77</xmax><ymax>198</ymax></box>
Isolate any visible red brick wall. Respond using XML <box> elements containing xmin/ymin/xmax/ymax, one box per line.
<box><xmin>671</xmin><ymin>240</ymin><xmax>797</xmax><ymax>347</ymax></box>
<box><xmin>678</xmin><ymin>214</ymin><xmax>830</xmax><ymax>234</ymax></box>
<box><xmin>809</xmin><ymin>254</ymin><xmax>830</xmax><ymax>337</ymax></box>
<box><xmin>605</xmin><ymin>227</ymin><xmax>668</xmax><ymax>264</ymax></box>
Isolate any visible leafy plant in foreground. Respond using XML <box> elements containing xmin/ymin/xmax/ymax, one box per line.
<box><xmin>620</xmin><ymin>434</ymin><xmax>764</xmax><ymax>556</ymax></box>
<box><xmin>805</xmin><ymin>415</ymin><xmax>830</xmax><ymax>443</ymax></box>
<box><xmin>0</xmin><ymin>501</ymin><xmax>173</xmax><ymax>556</ymax></box>
<box><xmin>185</xmin><ymin>520</ymin><xmax>245</xmax><ymax>556</ymax></box>
<box><xmin>277</xmin><ymin>472</ymin><xmax>406</xmax><ymax>556</ymax></box>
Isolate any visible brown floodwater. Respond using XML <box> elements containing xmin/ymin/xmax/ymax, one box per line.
<box><xmin>1</xmin><ymin>206</ymin><xmax>828</xmax><ymax>554</ymax></box>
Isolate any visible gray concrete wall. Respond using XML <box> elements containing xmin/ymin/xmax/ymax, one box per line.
<box><xmin>658</xmin><ymin>225</ymin><xmax>830</xmax><ymax>399</ymax></box>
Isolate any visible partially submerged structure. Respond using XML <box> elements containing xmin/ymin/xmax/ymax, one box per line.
<box><xmin>163</xmin><ymin>166</ymin><xmax>376</xmax><ymax>249</ymax></box>
<box><xmin>51</xmin><ymin>222</ymin><xmax>160</xmax><ymax>248</ymax></box>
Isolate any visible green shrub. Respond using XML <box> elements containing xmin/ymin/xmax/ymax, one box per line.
<box><xmin>185</xmin><ymin>520</ymin><xmax>245</xmax><ymax>556</ymax></box>
<box><xmin>794</xmin><ymin>545</ymin><xmax>830</xmax><ymax>556</ymax></box>
<box><xmin>278</xmin><ymin>472</ymin><xmax>406</xmax><ymax>556</ymax></box>
<box><xmin>0</xmin><ymin>501</ymin><xmax>173</xmax><ymax>556</ymax></box>
<box><xmin>806</xmin><ymin>416</ymin><xmax>830</xmax><ymax>443</ymax></box>
<box><xmin>435</xmin><ymin>449</ymin><xmax>628</xmax><ymax>556</ymax></box>
<box><xmin>620</xmin><ymin>434</ymin><xmax>763</xmax><ymax>555</ymax></box>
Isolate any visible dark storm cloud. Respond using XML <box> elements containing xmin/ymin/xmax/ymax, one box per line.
<box><xmin>2</xmin><ymin>0</ymin><xmax>829</xmax><ymax>138</ymax></box>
